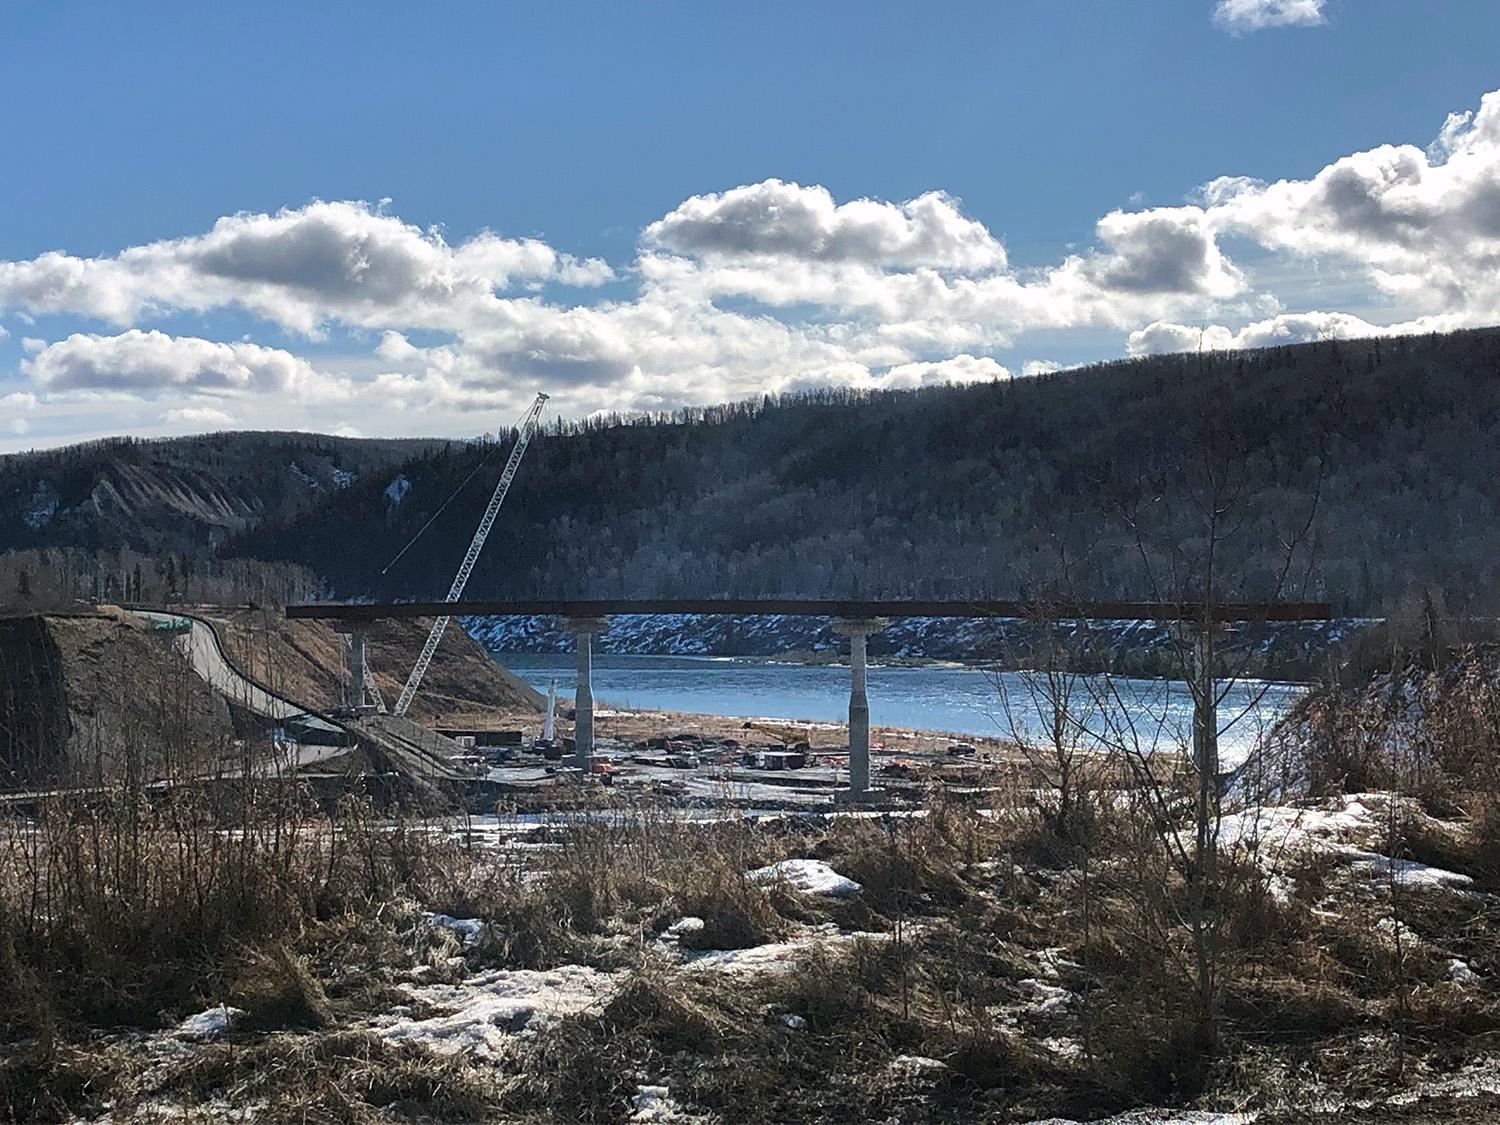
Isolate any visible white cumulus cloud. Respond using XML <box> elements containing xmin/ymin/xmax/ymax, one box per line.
<box><xmin>0</xmin><ymin>200</ymin><xmax>613</xmax><ymax>336</ymax></box>
<box><xmin>1021</xmin><ymin>360</ymin><xmax>1064</xmax><ymax>377</ymax></box>
<box><xmin>1197</xmin><ymin>90</ymin><xmax>1500</xmax><ymax>323</ymax></box>
<box><xmin>879</xmin><ymin>354</ymin><xmax>1011</xmax><ymax>389</ymax></box>
<box><xmin>645</xmin><ymin>180</ymin><xmax>1008</xmax><ymax>272</ymax></box>
<box><xmin>24</xmin><ymin>330</ymin><xmax>350</xmax><ymax>401</ymax></box>
<box><xmin>163</xmin><ymin>404</ymin><xmax>236</xmax><ymax>427</ymax></box>
<box><xmin>1126</xmin><ymin>311</ymin><xmax>1461</xmax><ymax>357</ymax></box>
<box><xmin>8</xmin><ymin>85</ymin><xmax>1500</xmax><ymax>441</ymax></box>
<box><xmin>1213</xmin><ymin>0</ymin><xmax>1326</xmax><ymax>33</ymax></box>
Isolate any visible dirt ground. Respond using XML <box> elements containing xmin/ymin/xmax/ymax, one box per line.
<box><xmin>186</xmin><ymin>606</ymin><xmax>545</xmax><ymax>722</ymax></box>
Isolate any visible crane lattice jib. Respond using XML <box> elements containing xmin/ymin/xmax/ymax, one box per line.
<box><xmin>393</xmin><ymin>393</ymin><xmax>549</xmax><ymax>716</ymax></box>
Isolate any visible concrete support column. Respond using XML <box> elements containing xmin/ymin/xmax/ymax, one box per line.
<box><xmin>346</xmin><ymin>629</ymin><xmax>367</xmax><ymax>712</ymax></box>
<box><xmin>332</xmin><ymin>622</ymin><xmax>369</xmax><ymax>714</ymax></box>
<box><xmin>565</xmin><ymin>617</ymin><xmax>609</xmax><ymax>771</ymax></box>
<box><xmin>833</xmin><ymin>618</ymin><xmax>886</xmax><ymax>803</ymax></box>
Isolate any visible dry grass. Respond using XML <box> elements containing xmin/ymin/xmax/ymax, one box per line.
<box><xmin>162</xmin><ymin>1030</ymin><xmax>502</xmax><ymax>1123</ymax></box>
<box><xmin>3</xmin><ymin>717</ymin><xmax>1500</xmax><ymax>1122</ymax></box>
<box><xmin>0</xmin><ymin>783</ymin><xmax>464</xmax><ymax>1040</ymax></box>
<box><xmin>230</xmin><ymin>944</ymin><xmax>335</xmax><ymax>1032</ymax></box>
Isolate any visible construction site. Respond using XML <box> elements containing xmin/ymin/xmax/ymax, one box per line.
<box><xmin>0</xmin><ymin>391</ymin><xmax>1324</xmax><ymax>815</ymax></box>
<box><xmin>0</xmin><ymin>393</ymin><xmax>1017</xmax><ymax>813</ymax></box>
<box><xmin>0</xmin><ymin>598</ymin><xmax>1025</xmax><ymax>812</ymax></box>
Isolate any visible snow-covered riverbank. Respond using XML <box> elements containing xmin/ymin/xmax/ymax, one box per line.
<box><xmin>464</xmin><ymin>612</ymin><xmax>1370</xmax><ymax>676</ymax></box>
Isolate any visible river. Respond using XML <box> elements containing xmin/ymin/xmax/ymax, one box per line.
<box><xmin>495</xmin><ymin>652</ymin><xmax>1305</xmax><ymax>764</ymax></box>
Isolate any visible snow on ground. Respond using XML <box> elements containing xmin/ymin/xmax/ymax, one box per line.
<box><xmin>384</xmin><ymin>474</ymin><xmax>411</xmax><ymax>505</ymax></box>
<box><xmin>1218</xmin><ymin>792</ymin><xmax>1473</xmax><ymax>888</ymax></box>
<box><xmin>174</xmin><ymin>1005</ymin><xmax>244</xmax><ymax>1040</ymax></box>
<box><xmin>630</xmin><ymin>1084</ymin><xmax>694</xmax><ymax>1122</ymax></box>
<box><xmin>888</xmin><ymin>1054</ymin><xmax>949</xmax><ymax>1078</ymax></box>
<box><xmin>23</xmin><ymin>482</ymin><xmax>58</xmax><ymax>528</ymax></box>
<box><xmin>1384</xmin><ymin>1059</ymin><xmax>1500</xmax><ymax>1104</ymax></box>
<box><xmin>428</xmin><ymin>913</ymin><xmax>489</xmax><ymax>948</ymax></box>
<box><xmin>1450</xmin><ymin>958</ymin><xmax>1482</xmax><ymax>985</ymax></box>
<box><xmin>683</xmin><ymin>924</ymin><xmax>889</xmax><ymax>974</ymax></box>
<box><xmin>370</xmin><ymin>919</ymin><xmax>893</xmax><ymax>1064</ymax></box>
<box><xmin>1041</xmin><ymin>1036</ymin><xmax>1085</xmax><ymax>1060</ymax></box>
<box><xmin>288</xmin><ymin>462</ymin><xmax>319</xmax><ymax>489</ymax></box>
<box><xmin>654</xmin><ymin>916</ymin><xmax>706</xmax><ymax>954</ymax></box>
<box><xmin>746</xmin><ymin>857</ymin><xmax>862</xmax><ymax>897</ymax></box>
<box><xmin>1017</xmin><ymin>978</ymin><xmax>1077</xmax><ymax>1017</ymax></box>
<box><xmin>1037</xmin><ymin>947</ymin><xmax>1081</xmax><ymax>979</ymax></box>
<box><xmin>373</xmin><ymin>965</ymin><xmax>621</xmax><ymax>1061</ymax></box>
<box><xmin>1219</xmin><ymin>793</ymin><xmax>1387</xmax><ymax>851</ymax></box>
<box><xmin>1342</xmin><ymin>848</ymin><xmax>1474</xmax><ymax>888</ymax></box>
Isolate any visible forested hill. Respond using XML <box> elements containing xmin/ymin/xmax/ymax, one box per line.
<box><xmin>224</xmin><ymin>328</ymin><xmax>1500</xmax><ymax>615</ymax></box>
<box><xmin>0</xmin><ymin>432</ymin><xmax>447</xmax><ymax>555</ymax></box>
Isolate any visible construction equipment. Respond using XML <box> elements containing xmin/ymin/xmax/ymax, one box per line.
<box><xmin>741</xmin><ymin>719</ymin><xmax>817</xmax><ymax>746</ymax></box>
<box><xmin>393</xmin><ymin>392</ymin><xmax>549</xmax><ymax>716</ymax></box>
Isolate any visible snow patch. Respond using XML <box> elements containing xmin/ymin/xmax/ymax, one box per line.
<box><xmin>384</xmin><ymin>474</ymin><xmax>411</xmax><ymax>505</ymax></box>
<box><xmin>376</xmin><ymin>964</ymin><xmax>619</xmax><ymax>1061</ymax></box>
<box><xmin>331</xmin><ymin>467</ymin><xmax>356</xmax><ymax>488</ymax></box>
<box><xmin>1340</xmin><ymin>849</ymin><xmax>1473</xmax><ymax>889</ymax></box>
<box><xmin>1042</xmin><ymin>1036</ymin><xmax>1084</xmax><ymax>1060</ymax></box>
<box><xmin>428</xmin><ymin>913</ymin><xmax>489</xmax><ymax>948</ymax></box>
<box><xmin>23</xmin><ymin>482</ymin><xmax>58</xmax><ymax>528</ymax></box>
<box><xmin>630</xmin><ymin>1084</ymin><xmax>691</xmax><ymax>1122</ymax></box>
<box><xmin>1219</xmin><ymin>793</ymin><xmax>1473</xmax><ymax>889</ymax></box>
<box><xmin>288</xmin><ymin>461</ymin><xmax>319</xmax><ymax>489</ymax></box>
<box><xmin>1450</xmin><ymin>958</ymin><xmax>1481</xmax><ymax>986</ymax></box>
<box><xmin>684</xmin><ymin>925</ymin><xmax>888</xmax><ymax>974</ymax></box>
<box><xmin>746</xmin><ymin>858</ymin><xmax>861</xmax><ymax>898</ymax></box>
<box><xmin>889</xmin><ymin>1054</ymin><xmax>949</xmax><ymax>1079</ymax></box>
<box><xmin>174</xmin><ymin>1004</ymin><xmax>244</xmax><ymax>1040</ymax></box>
<box><xmin>655</xmin><ymin>916</ymin><xmax>706</xmax><ymax>952</ymax></box>
<box><xmin>1018</xmin><ymin>978</ymin><xmax>1076</xmax><ymax>1017</ymax></box>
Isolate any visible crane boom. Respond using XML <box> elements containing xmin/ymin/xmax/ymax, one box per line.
<box><xmin>393</xmin><ymin>392</ymin><xmax>549</xmax><ymax>716</ymax></box>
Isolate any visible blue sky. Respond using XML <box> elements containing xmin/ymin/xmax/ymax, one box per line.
<box><xmin>4</xmin><ymin>0</ymin><xmax>1500</xmax><ymax>449</ymax></box>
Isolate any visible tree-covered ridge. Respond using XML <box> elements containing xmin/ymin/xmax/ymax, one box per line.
<box><xmin>0</xmin><ymin>431</ymin><xmax>448</xmax><ymax>556</ymax></box>
<box><xmin>231</xmin><ymin>328</ymin><xmax>1500</xmax><ymax>614</ymax></box>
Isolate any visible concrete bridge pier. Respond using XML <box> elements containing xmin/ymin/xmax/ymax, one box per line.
<box><xmin>833</xmin><ymin>617</ymin><xmax>887</xmax><ymax>803</ymax></box>
<box><xmin>332</xmin><ymin>622</ymin><xmax>372</xmax><ymax>714</ymax></box>
<box><xmin>566</xmin><ymin>617</ymin><xmax>610</xmax><ymax>771</ymax></box>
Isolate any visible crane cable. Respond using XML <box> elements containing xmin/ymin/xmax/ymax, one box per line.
<box><xmin>377</xmin><ymin>403</ymin><xmax>534</xmax><ymax>577</ymax></box>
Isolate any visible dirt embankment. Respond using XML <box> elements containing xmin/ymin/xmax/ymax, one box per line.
<box><xmin>0</xmin><ymin>613</ymin><xmax>232</xmax><ymax>787</ymax></box>
<box><xmin>194</xmin><ymin>608</ymin><xmax>543</xmax><ymax>724</ymax></box>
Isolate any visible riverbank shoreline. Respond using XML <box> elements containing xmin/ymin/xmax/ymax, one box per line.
<box><xmin>485</xmin><ymin>651</ymin><xmax>1307</xmax><ymax>755</ymax></box>
<box><xmin>465</xmin><ymin>700</ymin><xmax>1016</xmax><ymax>760</ymax></box>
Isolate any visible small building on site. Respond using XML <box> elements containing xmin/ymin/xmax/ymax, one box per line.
<box><xmin>434</xmin><ymin>727</ymin><xmax>523</xmax><ymax>748</ymax></box>
<box><xmin>742</xmin><ymin>748</ymin><xmax>808</xmax><ymax>771</ymax></box>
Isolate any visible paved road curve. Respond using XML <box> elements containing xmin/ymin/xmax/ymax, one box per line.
<box><xmin>130</xmin><ymin>609</ymin><xmax>350</xmax><ymax>768</ymax></box>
